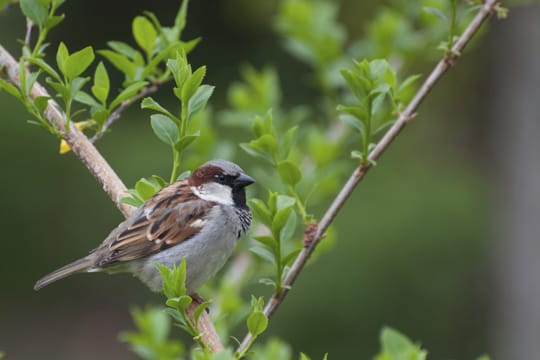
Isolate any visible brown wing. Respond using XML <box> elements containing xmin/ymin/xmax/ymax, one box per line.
<box><xmin>97</xmin><ymin>182</ymin><xmax>213</xmax><ymax>266</ymax></box>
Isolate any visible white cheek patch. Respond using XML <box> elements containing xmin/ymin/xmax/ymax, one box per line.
<box><xmin>192</xmin><ymin>183</ymin><xmax>234</xmax><ymax>205</ymax></box>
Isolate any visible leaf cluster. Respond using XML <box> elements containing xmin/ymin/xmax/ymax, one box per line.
<box><xmin>142</xmin><ymin>51</ymin><xmax>214</xmax><ymax>184</ymax></box>
<box><xmin>373</xmin><ymin>327</ymin><xmax>490</xmax><ymax>360</ymax></box>
<box><xmin>0</xmin><ymin>0</ymin><xmax>198</xmax><ymax>145</ymax></box>
<box><xmin>249</xmin><ymin>192</ymin><xmax>300</xmax><ymax>293</ymax></box>
<box><xmin>155</xmin><ymin>259</ymin><xmax>212</xmax><ymax>352</ymax></box>
<box><xmin>338</xmin><ymin>59</ymin><xmax>419</xmax><ymax>164</ymax></box>
<box><xmin>120</xmin><ymin>306</ymin><xmax>184</xmax><ymax>360</ymax></box>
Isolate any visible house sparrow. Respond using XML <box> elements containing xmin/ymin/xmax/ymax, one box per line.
<box><xmin>34</xmin><ymin>159</ymin><xmax>255</xmax><ymax>294</ymax></box>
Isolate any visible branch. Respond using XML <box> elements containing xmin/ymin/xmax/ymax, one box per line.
<box><xmin>0</xmin><ymin>44</ymin><xmax>224</xmax><ymax>351</ymax></box>
<box><xmin>24</xmin><ymin>18</ymin><xmax>33</xmax><ymax>47</ymax></box>
<box><xmin>0</xmin><ymin>45</ymin><xmax>132</xmax><ymax>217</ymax></box>
<box><xmin>236</xmin><ymin>0</ymin><xmax>501</xmax><ymax>354</ymax></box>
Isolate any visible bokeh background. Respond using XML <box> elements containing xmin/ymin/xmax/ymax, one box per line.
<box><xmin>1</xmin><ymin>1</ymin><xmax>539</xmax><ymax>359</ymax></box>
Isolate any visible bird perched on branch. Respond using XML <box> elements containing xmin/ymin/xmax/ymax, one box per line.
<box><xmin>34</xmin><ymin>159</ymin><xmax>255</xmax><ymax>294</ymax></box>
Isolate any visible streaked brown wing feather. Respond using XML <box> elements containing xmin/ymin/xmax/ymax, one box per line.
<box><xmin>97</xmin><ymin>182</ymin><xmax>213</xmax><ymax>266</ymax></box>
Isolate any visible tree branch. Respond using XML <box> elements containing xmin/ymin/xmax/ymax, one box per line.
<box><xmin>0</xmin><ymin>45</ymin><xmax>133</xmax><ymax>217</ymax></box>
<box><xmin>0</xmin><ymin>44</ymin><xmax>224</xmax><ymax>351</ymax></box>
<box><xmin>236</xmin><ymin>0</ymin><xmax>501</xmax><ymax>354</ymax></box>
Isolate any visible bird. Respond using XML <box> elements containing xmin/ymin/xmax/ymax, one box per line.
<box><xmin>34</xmin><ymin>159</ymin><xmax>255</xmax><ymax>294</ymax></box>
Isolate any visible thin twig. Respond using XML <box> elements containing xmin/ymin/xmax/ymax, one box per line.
<box><xmin>0</xmin><ymin>44</ymin><xmax>224</xmax><ymax>350</ymax></box>
<box><xmin>24</xmin><ymin>18</ymin><xmax>34</xmax><ymax>47</ymax></box>
<box><xmin>236</xmin><ymin>0</ymin><xmax>501</xmax><ymax>355</ymax></box>
<box><xmin>90</xmin><ymin>83</ymin><xmax>160</xmax><ymax>143</ymax></box>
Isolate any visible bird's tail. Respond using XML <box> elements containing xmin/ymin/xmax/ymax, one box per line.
<box><xmin>34</xmin><ymin>256</ymin><xmax>94</xmax><ymax>290</ymax></box>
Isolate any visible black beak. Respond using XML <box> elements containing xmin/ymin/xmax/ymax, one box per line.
<box><xmin>234</xmin><ymin>173</ymin><xmax>255</xmax><ymax>188</ymax></box>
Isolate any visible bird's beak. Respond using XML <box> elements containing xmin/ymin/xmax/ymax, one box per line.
<box><xmin>234</xmin><ymin>173</ymin><xmax>255</xmax><ymax>188</ymax></box>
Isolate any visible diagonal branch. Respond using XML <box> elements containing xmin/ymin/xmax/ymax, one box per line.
<box><xmin>0</xmin><ymin>44</ymin><xmax>224</xmax><ymax>351</ymax></box>
<box><xmin>0</xmin><ymin>45</ymin><xmax>133</xmax><ymax>217</ymax></box>
<box><xmin>236</xmin><ymin>0</ymin><xmax>501</xmax><ymax>354</ymax></box>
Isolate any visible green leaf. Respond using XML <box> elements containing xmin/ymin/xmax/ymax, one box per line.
<box><xmin>20</xmin><ymin>0</ymin><xmax>48</xmax><ymax>27</ymax></box>
<box><xmin>133</xmin><ymin>16</ymin><xmax>157</xmax><ymax>56</ymax></box>
<box><xmin>247</xmin><ymin>311</ymin><xmax>268</xmax><ymax>336</ymax></box>
<box><xmin>176</xmin><ymin>170</ymin><xmax>191</xmax><ymax>181</ymax></box>
<box><xmin>63</xmin><ymin>46</ymin><xmax>94</xmax><ymax>81</ymax></box>
<box><xmin>69</xmin><ymin>77</ymin><xmax>90</xmax><ymax>100</ymax></box>
<box><xmin>339</xmin><ymin>113</ymin><xmax>365</xmax><ymax>134</ymax></box>
<box><xmin>259</xmin><ymin>277</ymin><xmax>276</xmax><ymax>288</ymax></box>
<box><xmin>151</xmin><ymin>114</ymin><xmax>179</xmax><ymax>146</ymax></box>
<box><xmin>369</xmin><ymin>59</ymin><xmax>396</xmax><ymax>91</ymax></box>
<box><xmin>174</xmin><ymin>132</ymin><xmax>200</xmax><ymax>152</ymax></box>
<box><xmin>92</xmin><ymin>62</ymin><xmax>110</xmax><ymax>104</ymax></box>
<box><xmin>253</xmin><ymin>235</ymin><xmax>277</xmax><ymax>250</ymax></box>
<box><xmin>277</xmin><ymin>160</ymin><xmax>302</xmax><ymax>186</ymax></box>
<box><xmin>44</xmin><ymin>14</ymin><xmax>65</xmax><ymax>30</ymax></box>
<box><xmin>166</xmin><ymin>295</ymin><xmax>192</xmax><ymax>310</ymax></box>
<box><xmin>379</xmin><ymin>327</ymin><xmax>427</xmax><ymax>360</ymax></box>
<box><xmin>277</xmin><ymin>195</ymin><xmax>296</xmax><ymax>211</ymax></box>
<box><xmin>167</xmin><ymin>52</ymin><xmax>190</xmax><ymax>89</ymax></box>
<box><xmin>248</xmin><ymin>198</ymin><xmax>272</xmax><ymax>227</ymax></box>
<box><xmin>140</xmin><ymin>43</ymin><xmax>180</xmax><ymax>79</ymax></box>
<box><xmin>98</xmin><ymin>49</ymin><xmax>137</xmax><ymax>80</ymax></box>
<box><xmin>56</xmin><ymin>42</ymin><xmax>69</xmax><ymax>76</ymax></box>
<box><xmin>156</xmin><ymin>258</ymin><xmax>188</xmax><ymax>298</ymax></box>
<box><xmin>26</xmin><ymin>57</ymin><xmax>62</xmax><ymax>83</ymax></box>
<box><xmin>240</xmin><ymin>143</ymin><xmax>274</xmax><ymax>164</ymax></box>
<box><xmin>280</xmin><ymin>210</ymin><xmax>297</xmax><ymax>243</ymax></box>
<box><xmin>172</xmin><ymin>0</ymin><xmax>189</xmax><ymax>39</ymax></box>
<box><xmin>187</xmin><ymin>84</ymin><xmax>214</xmax><ymax>121</ymax></box>
<box><xmin>177</xmin><ymin>38</ymin><xmax>200</xmax><ymax>55</ymax></box>
<box><xmin>46</xmin><ymin>78</ymin><xmax>68</xmax><ymax>100</ymax></box>
<box><xmin>135</xmin><ymin>178</ymin><xmax>159</xmax><ymax>200</ymax></box>
<box><xmin>92</xmin><ymin>109</ymin><xmax>109</xmax><ymax>126</ymax></box>
<box><xmin>107</xmin><ymin>41</ymin><xmax>141</xmax><ymax>60</ymax></box>
<box><xmin>152</xmin><ymin>175</ymin><xmax>169</xmax><ymax>188</ymax></box>
<box><xmin>340</xmin><ymin>68</ymin><xmax>369</xmax><ymax>100</ymax></box>
<box><xmin>272</xmin><ymin>207</ymin><xmax>293</xmax><ymax>237</ymax></box>
<box><xmin>281</xmin><ymin>126</ymin><xmax>298</xmax><ymax>158</ymax></box>
<box><xmin>299</xmin><ymin>353</ymin><xmax>311</xmax><ymax>360</ymax></box>
<box><xmin>110</xmin><ymin>81</ymin><xmax>148</xmax><ymax>109</ymax></box>
<box><xmin>121</xmin><ymin>306</ymin><xmax>184</xmax><ymax>359</ymax></box>
<box><xmin>397</xmin><ymin>74</ymin><xmax>421</xmax><ymax>101</ymax></box>
<box><xmin>34</xmin><ymin>96</ymin><xmax>50</xmax><ymax>115</ymax></box>
<box><xmin>181</xmin><ymin>66</ymin><xmax>206</xmax><ymax>104</ymax></box>
<box><xmin>141</xmin><ymin>97</ymin><xmax>177</xmax><ymax>121</ymax></box>
<box><xmin>423</xmin><ymin>6</ymin><xmax>448</xmax><ymax>21</ymax></box>
<box><xmin>193</xmin><ymin>300</ymin><xmax>212</xmax><ymax>322</ymax></box>
<box><xmin>249</xmin><ymin>246</ymin><xmax>276</xmax><ymax>264</ymax></box>
<box><xmin>249</xmin><ymin>134</ymin><xmax>278</xmax><ymax>157</ymax></box>
<box><xmin>282</xmin><ymin>247</ymin><xmax>301</xmax><ymax>266</ymax></box>
<box><xmin>381</xmin><ymin>327</ymin><xmax>412</xmax><ymax>353</ymax></box>
<box><xmin>351</xmin><ymin>150</ymin><xmax>364</xmax><ymax>161</ymax></box>
<box><xmin>121</xmin><ymin>196</ymin><xmax>143</xmax><ymax>207</ymax></box>
<box><xmin>74</xmin><ymin>91</ymin><xmax>101</xmax><ymax>108</ymax></box>
<box><xmin>0</xmin><ymin>78</ymin><xmax>21</xmax><ymax>98</ymax></box>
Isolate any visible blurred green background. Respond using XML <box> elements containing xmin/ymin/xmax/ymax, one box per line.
<box><xmin>1</xmin><ymin>1</ymin><xmax>538</xmax><ymax>359</ymax></box>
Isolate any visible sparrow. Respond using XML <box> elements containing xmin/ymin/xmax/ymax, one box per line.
<box><xmin>34</xmin><ymin>159</ymin><xmax>255</xmax><ymax>294</ymax></box>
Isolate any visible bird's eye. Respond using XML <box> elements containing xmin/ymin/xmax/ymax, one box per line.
<box><xmin>215</xmin><ymin>174</ymin><xmax>226</xmax><ymax>183</ymax></box>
